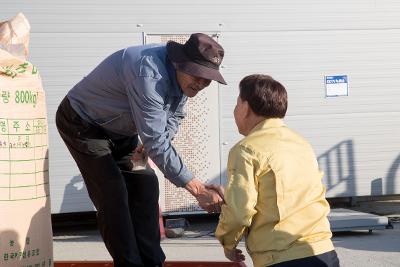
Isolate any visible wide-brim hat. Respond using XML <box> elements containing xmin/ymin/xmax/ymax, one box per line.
<box><xmin>167</xmin><ymin>33</ymin><xmax>227</xmax><ymax>85</ymax></box>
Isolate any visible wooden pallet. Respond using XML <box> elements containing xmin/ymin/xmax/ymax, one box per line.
<box><xmin>54</xmin><ymin>261</ymin><xmax>247</xmax><ymax>267</ymax></box>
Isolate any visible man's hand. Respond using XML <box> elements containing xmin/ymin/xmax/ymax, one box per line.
<box><xmin>130</xmin><ymin>144</ymin><xmax>148</xmax><ymax>170</ymax></box>
<box><xmin>205</xmin><ymin>184</ymin><xmax>224</xmax><ymax>200</ymax></box>
<box><xmin>132</xmin><ymin>144</ymin><xmax>145</xmax><ymax>160</ymax></box>
<box><xmin>224</xmin><ymin>247</ymin><xmax>245</xmax><ymax>262</ymax></box>
<box><xmin>185</xmin><ymin>179</ymin><xmax>223</xmax><ymax>213</ymax></box>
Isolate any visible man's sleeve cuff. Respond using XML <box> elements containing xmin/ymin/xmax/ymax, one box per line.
<box><xmin>169</xmin><ymin>167</ymin><xmax>193</xmax><ymax>187</ymax></box>
<box><xmin>216</xmin><ymin>235</ymin><xmax>238</xmax><ymax>250</ymax></box>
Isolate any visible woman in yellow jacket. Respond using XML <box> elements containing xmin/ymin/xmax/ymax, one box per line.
<box><xmin>215</xmin><ymin>74</ymin><xmax>339</xmax><ymax>267</ymax></box>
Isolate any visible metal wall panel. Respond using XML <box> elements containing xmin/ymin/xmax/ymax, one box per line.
<box><xmin>219</xmin><ymin>30</ymin><xmax>400</xmax><ymax>198</ymax></box>
<box><xmin>1</xmin><ymin>0</ymin><xmax>399</xmax><ymax>213</ymax></box>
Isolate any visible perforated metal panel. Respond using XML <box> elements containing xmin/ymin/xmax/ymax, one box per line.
<box><xmin>145</xmin><ymin>34</ymin><xmax>221</xmax><ymax>213</ymax></box>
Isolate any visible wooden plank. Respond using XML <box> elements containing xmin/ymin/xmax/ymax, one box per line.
<box><xmin>54</xmin><ymin>261</ymin><xmax>247</xmax><ymax>267</ymax></box>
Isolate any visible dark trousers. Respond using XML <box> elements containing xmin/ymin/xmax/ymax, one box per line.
<box><xmin>270</xmin><ymin>250</ymin><xmax>340</xmax><ymax>267</ymax></box>
<box><xmin>56</xmin><ymin>97</ymin><xmax>165</xmax><ymax>267</ymax></box>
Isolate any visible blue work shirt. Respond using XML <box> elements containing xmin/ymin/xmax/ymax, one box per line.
<box><xmin>67</xmin><ymin>44</ymin><xmax>192</xmax><ymax>187</ymax></box>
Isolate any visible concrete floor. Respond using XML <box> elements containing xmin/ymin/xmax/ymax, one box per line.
<box><xmin>53</xmin><ymin>216</ymin><xmax>400</xmax><ymax>267</ymax></box>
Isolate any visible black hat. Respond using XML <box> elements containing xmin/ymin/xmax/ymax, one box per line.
<box><xmin>166</xmin><ymin>33</ymin><xmax>227</xmax><ymax>85</ymax></box>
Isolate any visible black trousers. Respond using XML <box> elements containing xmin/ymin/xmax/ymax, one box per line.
<box><xmin>270</xmin><ymin>250</ymin><xmax>340</xmax><ymax>267</ymax></box>
<box><xmin>56</xmin><ymin>97</ymin><xmax>165</xmax><ymax>267</ymax></box>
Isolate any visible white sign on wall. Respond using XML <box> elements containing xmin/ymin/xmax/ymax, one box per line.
<box><xmin>325</xmin><ymin>75</ymin><xmax>348</xmax><ymax>97</ymax></box>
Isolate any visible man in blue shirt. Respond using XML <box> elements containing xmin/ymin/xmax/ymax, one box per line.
<box><xmin>55</xmin><ymin>33</ymin><xmax>226</xmax><ymax>267</ymax></box>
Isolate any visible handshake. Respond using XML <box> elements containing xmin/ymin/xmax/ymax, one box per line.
<box><xmin>132</xmin><ymin>144</ymin><xmax>225</xmax><ymax>213</ymax></box>
<box><xmin>185</xmin><ymin>178</ymin><xmax>225</xmax><ymax>213</ymax></box>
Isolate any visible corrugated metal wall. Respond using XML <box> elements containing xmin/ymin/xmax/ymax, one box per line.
<box><xmin>1</xmin><ymin>0</ymin><xmax>399</xmax><ymax>213</ymax></box>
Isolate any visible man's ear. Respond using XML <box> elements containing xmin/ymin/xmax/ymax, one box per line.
<box><xmin>243</xmin><ymin>101</ymin><xmax>252</xmax><ymax>118</ymax></box>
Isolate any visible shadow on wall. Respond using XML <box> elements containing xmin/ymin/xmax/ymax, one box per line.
<box><xmin>59</xmin><ymin>174</ymin><xmax>95</xmax><ymax>213</ymax></box>
<box><xmin>370</xmin><ymin>154</ymin><xmax>400</xmax><ymax>196</ymax></box>
<box><xmin>386</xmin><ymin>154</ymin><xmax>400</xmax><ymax>195</ymax></box>
<box><xmin>317</xmin><ymin>140</ymin><xmax>357</xmax><ymax>197</ymax></box>
<box><xmin>370</xmin><ymin>178</ymin><xmax>383</xmax><ymax>195</ymax></box>
<box><xmin>220</xmin><ymin>140</ymin><xmax>358</xmax><ymax>197</ymax></box>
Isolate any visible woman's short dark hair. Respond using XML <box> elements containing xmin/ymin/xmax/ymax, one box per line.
<box><xmin>239</xmin><ymin>74</ymin><xmax>287</xmax><ymax>118</ymax></box>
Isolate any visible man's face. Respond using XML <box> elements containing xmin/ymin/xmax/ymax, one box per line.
<box><xmin>234</xmin><ymin>95</ymin><xmax>248</xmax><ymax>136</ymax></box>
<box><xmin>176</xmin><ymin>70</ymin><xmax>212</xmax><ymax>97</ymax></box>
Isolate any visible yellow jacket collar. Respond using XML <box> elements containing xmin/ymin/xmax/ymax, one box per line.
<box><xmin>249</xmin><ymin>118</ymin><xmax>285</xmax><ymax>135</ymax></box>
